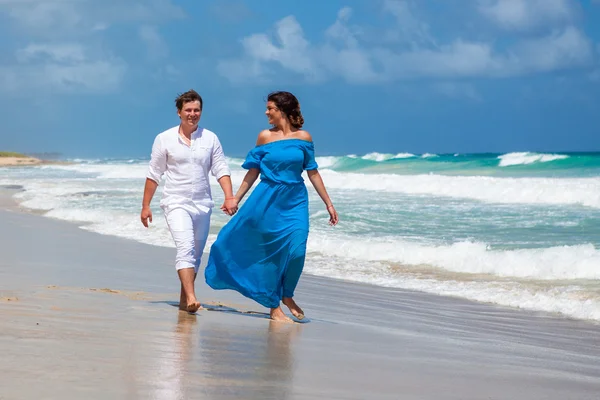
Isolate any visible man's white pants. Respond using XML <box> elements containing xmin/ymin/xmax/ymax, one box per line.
<box><xmin>164</xmin><ymin>205</ymin><xmax>211</xmax><ymax>273</ymax></box>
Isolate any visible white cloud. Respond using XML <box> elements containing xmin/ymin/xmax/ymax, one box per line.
<box><xmin>139</xmin><ymin>25</ymin><xmax>168</xmax><ymax>59</ymax></box>
<box><xmin>0</xmin><ymin>0</ymin><xmax>185</xmax><ymax>35</ymax></box>
<box><xmin>373</xmin><ymin>41</ymin><xmax>497</xmax><ymax>79</ymax></box>
<box><xmin>1</xmin><ymin>0</ymin><xmax>83</xmax><ymax>33</ymax></box>
<box><xmin>375</xmin><ymin>26</ymin><xmax>593</xmax><ymax>80</ymax></box>
<box><xmin>324</xmin><ymin>7</ymin><xmax>360</xmax><ymax>48</ymax></box>
<box><xmin>507</xmin><ymin>27</ymin><xmax>594</xmax><ymax>73</ymax></box>
<box><xmin>1</xmin><ymin>43</ymin><xmax>126</xmax><ymax>94</ymax></box>
<box><xmin>477</xmin><ymin>0</ymin><xmax>577</xmax><ymax>31</ymax></box>
<box><xmin>218</xmin><ymin>16</ymin><xmax>321</xmax><ymax>83</ymax></box>
<box><xmin>16</xmin><ymin>43</ymin><xmax>87</xmax><ymax>63</ymax></box>
<box><xmin>217</xmin><ymin>5</ymin><xmax>595</xmax><ymax>85</ymax></box>
<box><xmin>0</xmin><ymin>62</ymin><xmax>126</xmax><ymax>94</ymax></box>
<box><xmin>382</xmin><ymin>0</ymin><xmax>436</xmax><ymax>47</ymax></box>
<box><xmin>0</xmin><ymin>0</ymin><xmax>182</xmax><ymax>93</ymax></box>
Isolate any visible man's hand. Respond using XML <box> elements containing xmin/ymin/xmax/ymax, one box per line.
<box><xmin>220</xmin><ymin>198</ymin><xmax>238</xmax><ymax>216</ymax></box>
<box><xmin>141</xmin><ymin>206</ymin><xmax>153</xmax><ymax>227</ymax></box>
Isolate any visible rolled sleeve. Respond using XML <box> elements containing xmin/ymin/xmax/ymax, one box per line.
<box><xmin>147</xmin><ymin>135</ymin><xmax>167</xmax><ymax>184</ymax></box>
<box><xmin>210</xmin><ymin>135</ymin><xmax>231</xmax><ymax>180</ymax></box>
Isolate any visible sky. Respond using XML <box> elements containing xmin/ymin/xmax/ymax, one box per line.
<box><xmin>0</xmin><ymin>0</ymin><xmax>600</xmax><ymax>158</ymax></box>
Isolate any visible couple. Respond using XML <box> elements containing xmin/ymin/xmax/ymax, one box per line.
<box><xmin>141</xmin><ymin>90</ymin><xmax>339</xmax><ymax>322</ymax></box>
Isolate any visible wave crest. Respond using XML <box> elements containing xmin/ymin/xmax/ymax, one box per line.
<box><xmin>498</xmin><ymin>152</ymin><xmax>569</xmax><ymax>167</ymax></box>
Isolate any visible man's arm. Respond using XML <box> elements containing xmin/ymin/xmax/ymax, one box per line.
<box><xmin>217</xmin><ymin>175</ymin><xmax>234</xmax><ymax>198</ymax></box>
<box><xmin>141</xmin><ymin>178</ymin><xmax>158</xmax><ymax>227</ymax></box>
<box><xmin>141</xmin><ymin>134</ymin><xmax>166</xmax><ymax>227</ymax></box>
<box><xmin>217</xmin><ymin>175</ymin><xmax>237</xmax><ymax>215</ymax></box>
<box><xmin>210</xmin><ymin>135</ymin><xmax>237</xmax><ymax>215</ymax></box>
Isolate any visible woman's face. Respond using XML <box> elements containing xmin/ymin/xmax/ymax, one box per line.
<box><xmin>265</xmin><ymin>101</ymin><xmax>283</xmax><ymax>126</ymax></box>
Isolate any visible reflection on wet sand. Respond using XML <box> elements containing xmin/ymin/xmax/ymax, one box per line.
<box><xmin>195</xmin><ymin>317</ymin><xmax>303</xmax><ymax>399</ymax></box>
<box><xmin>141</xmin><ymin>309</ymin><xmax>303</xmax><ymax>399</ymax></box>
<box><xmin>263</xmin><ymin>321</ymin><xmax>302</xmax><ymax>394</ymax></box>
<box><xmin>144</xmin><ymin>311</ymin><xmax>198</xmax><ymax>400</ymax></box>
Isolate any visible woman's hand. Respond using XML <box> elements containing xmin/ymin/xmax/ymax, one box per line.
<box><xmin>221</xmin><ymin>198</ymin><xmax>239</xmax><ymax>216</ymax></box>
<box><xmin>307</xmin><ymin>170</ymin><xmax>337</xmax><ymax>226</ymax></box>
<box><xmin>326</xmin><ymin>204</ymin><xmax>339</xmax><ymax>226</ymax></box>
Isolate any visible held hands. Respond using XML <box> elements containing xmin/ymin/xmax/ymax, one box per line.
<box><xmin>220</xmin><ymin>197</ymin><xmax>239</xmax><ymax>216</ymax></box>
<box><xmin>140</xmin><ymin>206</ymin><xmax>153</xmax><ymax>228</ymax></box>
<box><xmin>326</xmin><ymin>204</ymin><xmax>339</xmax><ymax>226</ymax></box>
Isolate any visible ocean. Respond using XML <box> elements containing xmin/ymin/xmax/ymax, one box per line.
<box><xmin>2</xmin><ymin>151</ymin><xmax>599</xmax><ymax>321</ymax></box>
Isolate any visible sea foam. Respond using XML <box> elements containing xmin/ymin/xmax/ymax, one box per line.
<box><xmin>498</xmin><ymin>152</ymin><xmax>569</xmax><ymax>167</ymax></box>
<box><xmin>318</xmin><ymin>170</ymin><xmax>600</xmax><ymax>208</ymax></box>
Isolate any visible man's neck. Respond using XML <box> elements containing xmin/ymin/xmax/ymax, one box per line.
<box><xmin>179</xmin><ymin>124</ymin><xmax>197</xmax><ymax>138</ymax></box>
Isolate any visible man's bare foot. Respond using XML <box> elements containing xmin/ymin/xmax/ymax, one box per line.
<box><xmin>270</xmin><ymin>306</ymin><xmax>293</xmax><ymax>323</ymax></box>
<box><xmin>179</xmin><ymin>302</ymin><xmax>203</xmax><ymax>312</ymax></box>
<box><xmin>177</xmin><ymin>268</ymin><xmax>201</xmax><ymax>313</ymax></box>
<box><xmin>181</xmin><ymin>293</ymin><xmax>201</xmax><ymax>313</ymax></box>
<box><xmin>179</xmin><ymin>287</ymin><xmax>187</xmax><ymax>310</ymax></box>
<box><xmin>185</xmin><ymin>300</ymin><xmax>202</xmax><ymax>313</ymax></box>
<box><xmin>282</xmin><ymin>297</ymin><xmax>304</xmax><ymax>320</ymax></box>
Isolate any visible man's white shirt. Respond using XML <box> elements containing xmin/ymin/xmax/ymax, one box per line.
<box><xmin>146</xmin><ymin>125</ymin><xmax>231</xmax><ymax>213</ymax></box>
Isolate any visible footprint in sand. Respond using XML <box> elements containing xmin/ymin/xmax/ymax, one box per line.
<box><xmin>90</xmin><ymin>288</ymin><xmax>121</xmax><ymax>294</ymax></box>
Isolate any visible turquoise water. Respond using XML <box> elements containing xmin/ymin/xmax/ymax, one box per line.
<box><xmin>2</xmin><ymin>151</ymin><xmax>599</xmax><ymax>321</ymax></box>
<box><xmin>321</xmin><ymin>151</ymin><xmax>600</xmax><ymax>177</ymax></box>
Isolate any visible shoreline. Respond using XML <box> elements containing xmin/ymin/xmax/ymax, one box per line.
<box><xmin>1</xmin><ymin>187</ymin><xmax>600</xmax><ymax>398</ymax></box>
<box><xmin>2</xmin><ymin>185</ymin><xmax>599</xmax><ymax>325</ymax></box>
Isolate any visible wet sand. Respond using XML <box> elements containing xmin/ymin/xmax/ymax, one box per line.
<box><xmin>1</xmin><ymin>188</ymin><xmax>600</xmax><ymax>399</ymax></box>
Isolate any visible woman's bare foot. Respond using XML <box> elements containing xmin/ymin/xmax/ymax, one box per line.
<box><xmin>282</xmin><ymin>297</ymin><xmax>304</xmax><ymax>320</ymax></box>
<box><xmin>270</xmin><ymin>306</ymin><xmax>293</xmax><ymax>323</ymax></box>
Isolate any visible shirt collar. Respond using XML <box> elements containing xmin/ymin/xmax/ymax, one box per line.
<box><xmin>177</xmin><ymin>125</ymin><xmax>201</xmax><ymax>143</ymax></box>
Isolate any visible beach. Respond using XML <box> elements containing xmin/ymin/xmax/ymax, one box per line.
<box><xmin>1</xmin><ymin>185</ymin><xmax>600</xmax><ymax>399</ymax></box>
<box><xmin>0</xmin><ymin>156</ymin><xmax>42</xmax><ymax>167</ymax></box>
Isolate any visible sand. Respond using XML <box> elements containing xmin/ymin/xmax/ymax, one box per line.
<box><xmin>1</xmin><ymin>187</ymin><xmax>600</xmax><ymax>399</ymax></box>
<box><xmin>0</xmin><ymin>156</ymin><xmax>42</xmax><ymax>166</ymax></box>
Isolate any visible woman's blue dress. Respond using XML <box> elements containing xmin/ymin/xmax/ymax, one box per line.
<box><xmin>204</xmin><ymin>139</ymin><xmax>319</xmax><ymax>308</ymax></box>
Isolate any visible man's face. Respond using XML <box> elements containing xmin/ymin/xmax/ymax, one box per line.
<box><xmin>178</xmin><ymin>100</ymin><xmax>202</xmax><ymax>128</ymax></box>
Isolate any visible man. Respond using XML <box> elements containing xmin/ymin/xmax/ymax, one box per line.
<box><xmin>141</xmin><ymin>89</ymin><xmax>237</xmax><ymax>313</ymax></box>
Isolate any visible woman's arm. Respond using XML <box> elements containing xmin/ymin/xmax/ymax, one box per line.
<box><xmin>234</xmin><ymin>130</ymin><xmax>271</xmax><ymax>202</ymax></box>
<box><xmin>307</xmin><ymin>170</ymin><xmax>338</xmax><ymax>225</ymax></box>
<box><xmin>235</xmin><ymin>168</ymin><xmax>260</xmax><ymax>202</ymax></box>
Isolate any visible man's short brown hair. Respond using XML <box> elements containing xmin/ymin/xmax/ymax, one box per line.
<box><xmin>175</xmin><ymin>90</ymin><xmax>203</xmax><ymax>111</ymax></box>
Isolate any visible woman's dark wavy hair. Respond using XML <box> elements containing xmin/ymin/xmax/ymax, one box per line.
<box><xmin>267</xmin><ymin>91</ymin><xmax>304</xmax><ymax>129</ymax></box>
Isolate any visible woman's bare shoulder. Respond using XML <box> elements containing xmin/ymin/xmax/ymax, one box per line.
<box><xmin>256</xmin><ymin>129</ymin><xmax>273</xmax><ymax>146</ymax></box>
<box><xmin>295</xmin><ymin>130</ymin><xmax>313</xmax><ymax>142</ymax></box>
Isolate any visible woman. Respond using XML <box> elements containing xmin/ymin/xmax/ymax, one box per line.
<box><xmin>205</xmin><ymin>91</ymin><xmax>338</xmax><ymax>322</ymax></box>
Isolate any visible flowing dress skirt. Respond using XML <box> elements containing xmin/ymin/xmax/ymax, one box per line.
<box><xmin>205</xmin><ymin>179</ymin><xmax>309</xmax><ymax>308</ymax></box>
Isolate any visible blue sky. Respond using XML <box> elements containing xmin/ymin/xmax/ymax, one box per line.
<box><xmin>1</xmin><ymin>0</ymin><xmax>599</xmax><ymax>158</ymax></box>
